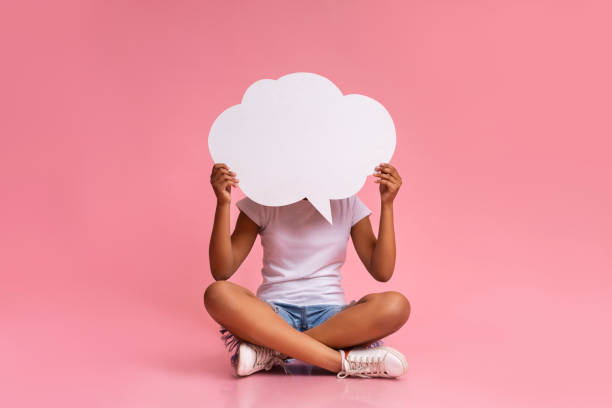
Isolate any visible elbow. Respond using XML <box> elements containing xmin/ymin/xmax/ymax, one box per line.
<box><xmin>210</xmin><ymin>265</ymin><xmax>233</xmax><ymax>281</ymax></box>
<box><xmin>211</xmin><ymin>273</ymin><xmax>230</xmax><ymax>281</ymax></box>
<box><xmin>373</xmin><ymin>267</ymin><xmax>394</xmax><ymax>282</ymax></box>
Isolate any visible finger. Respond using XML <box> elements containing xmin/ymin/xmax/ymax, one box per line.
<box><xmin>383</xmin><ymin>163</ymin><xmax>398</xmax><ymax>177</ymax></box>
<box><xmin>379</xmin><ymin>163</ymin><xmax>398</xmax><ymax>177</ymax></box>
<box><xmin>221</xmin><ymin>174</ymin><xmax>239</xmax><ymax>183</ymax></box>
<box><xmin>374</xmin><ymin>176</ymin><xmax>398</xmax><ymax>187</ymax></box>
<box><xmin>212</xmin><ymin>168</ymin><xmax>235</xmax><ymax>180</ymax></box>
<box><xmin>216</xmin><ymin>168</ymin><xmax>236</xmax><ymax>178</ymax></box>
<box><xmin>382</xmin><ymin>165</ymin><xmax>401</xmax><ymax>182</ymax></box>
<box><xmin>221</xmin><ymin>179</ymin><xmax>238</xmax><ymax>189</ymax></box>
<box><xmin>379</xmin><ymin>163</ymin><xmax>396</xmax><ymax>176</ymax></box>
<box><xmin>388</xmin><ymin>165</ymin><xmax>400</xmax><ymax>180</ymax></box>
<box><xmin>211</xmin><ymin>163</ymin><xmax>231</xmax><ymax>177</ymax></box>
<box><xmin>375</xmin><ymin>164</ymin><xmax>390</xmax><ymax>174</ymax></box>
<box><xmin>375</xmin><ymin>179</ymin><xmax>393</xmax><ymax>187</ymax></box>
<box><xmin>373</xmin><ymin>172</ymin><xmax>399</xmax><ymax>183</ymax></box>
<box><xmin>372</xmin><ymin>172</ymin><xmax>391</xmax><ymax>180</ymax></box>
<box><xmin>213</xmin><ymin>174</ymin><xmax>239</xmax><ymax>185</ymax></box>
<box><xmin>375</xmin><ymin>179</ymin><xmax>398</xmax><ymax>190</ymax></box>
<box><xmin>211</xmin><ymin>173</ymin><xmax>225</xmax><ymax>184</ymax></box>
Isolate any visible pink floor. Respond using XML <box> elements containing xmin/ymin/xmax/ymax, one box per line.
<box><xmin>4</xmin><ymin>281</ymin><xmax>611</xmax><ymax>407</ymax></box>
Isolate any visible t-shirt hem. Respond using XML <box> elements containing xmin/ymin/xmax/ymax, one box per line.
<box><xmin>257</xmin><ymin>295</ymin><xmax>347</xmax><ymax>307</ymax></box>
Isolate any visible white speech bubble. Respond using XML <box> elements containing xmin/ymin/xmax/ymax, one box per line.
<box><xmin>208</xmin><ymin>72</ymin><xmax>396</xmax><ymax>224</ymax></box>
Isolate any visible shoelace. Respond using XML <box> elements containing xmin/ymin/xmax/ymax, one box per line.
<box><xmin>253</xmin><ymin>344</ymin><xmax>288</xmax><ymax>372</ymax></box>
<box><xmin>337</xmin><ymin>351</ymin><xmax>388</xmax><ymax>379</ymax></box>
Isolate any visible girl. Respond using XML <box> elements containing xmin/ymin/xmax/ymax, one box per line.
<box><xmin>204</xmin><ymin>162</ymin><xmax>410</xmax><ymax>378</ymax></box>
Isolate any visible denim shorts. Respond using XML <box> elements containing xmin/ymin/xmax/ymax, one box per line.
<box><xmin>218</xmin><ymin>298</ymin><xmax>384</xmax><ymax>369</ymax></box>
<box><xmin>262</xmin><ymin>300</ymin><xmax>357</xmax><ymax>332</ymax></box>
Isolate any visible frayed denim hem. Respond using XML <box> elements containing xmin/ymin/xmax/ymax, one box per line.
<box><xmin>219</xmin><ymin>326</ymin><xmax>242</xmax><ymax>370</ymax></box>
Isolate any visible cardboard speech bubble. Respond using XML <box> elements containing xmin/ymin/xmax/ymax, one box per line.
<box><xmin>208</xmin><ymin>72</ymin><xmax>395</xmax><ymax>224</ymax></box>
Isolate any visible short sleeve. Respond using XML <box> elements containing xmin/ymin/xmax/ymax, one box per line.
<box><xmin>351</xmin><ymin>195</ymin><xmax>372</xmax><ymax>227</ymax></box>
<box><xmin>236</xmin><ymin>197</ymin><xmax>265</xmax><ymax>230</ymax></box>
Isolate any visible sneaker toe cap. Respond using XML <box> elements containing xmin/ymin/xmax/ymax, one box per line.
<box><xmin>385</xmin><ymin>356</ymin><xmax>405</xmax><ymax>377</ymax></box>
<box><xmin>382</xmin><ymin>348</ymin><xmax>408</xmax><ymax>377</ymax></box>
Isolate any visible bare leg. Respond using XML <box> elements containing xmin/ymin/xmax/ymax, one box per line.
<box><xmin>303</xmin><ymin>292</ymin><xmax>411</xmax><ymax>349</ymax></box>
<box><xmin>204</xmin><ymin>280</ymin><xmax>343</xmax><ymax>373</ymax></box>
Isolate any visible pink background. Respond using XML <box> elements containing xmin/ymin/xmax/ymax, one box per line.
<box><xmin>2</xmin><ymin>1</ymin><xmax>611</xmax><ymax>407</ymax></box>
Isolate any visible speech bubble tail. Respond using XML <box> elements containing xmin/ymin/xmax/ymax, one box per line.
<box><xmin>307</xmin><ymin>195</ymin><xmax>333</xmax><ymax>225</ymax></box>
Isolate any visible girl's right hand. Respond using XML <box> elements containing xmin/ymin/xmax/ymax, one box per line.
<box><xmin>210</xmin><ymin>163</ymin><xmax>239</xmax><ymax>205</ymax></box>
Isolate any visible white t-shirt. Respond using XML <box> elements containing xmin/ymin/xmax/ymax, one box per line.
<box><xmin>235</xmin><ymin>194</ymin><xmax>372</xmax><ymax>306</ymax></box>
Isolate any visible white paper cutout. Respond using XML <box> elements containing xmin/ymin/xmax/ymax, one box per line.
<box><xmin>208</xmin><ymin>72</ymin><xmax>396</xmax><ymax>224</ymax></box>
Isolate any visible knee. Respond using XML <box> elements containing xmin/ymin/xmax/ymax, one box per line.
<box><xmin>203</xmin><ymin>280</ymin><xmax>233</xmax><ymax>312</ymax></box>
<box><xmin>378</xmin><ymin>291</ymin><xmax>411</xmax><ymax>328</ymax></box>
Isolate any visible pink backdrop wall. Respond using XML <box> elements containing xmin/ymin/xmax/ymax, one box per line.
<box><xmin>1</xmin><ymin>1</ymin><xmax>611</xmax><ymax>407</ymax></box>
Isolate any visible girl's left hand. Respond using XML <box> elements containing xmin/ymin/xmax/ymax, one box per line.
<box><xmin>373</xmin><ymin>162</ymin><xmax>402</xmax><ymax>205</ymax></box>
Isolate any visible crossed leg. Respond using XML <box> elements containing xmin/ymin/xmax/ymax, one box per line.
<box><xmin>203</xmin><ymin>280</ymin><xmax>410</xmax><ymax>374</ymax></box>
<box><xmin>303</xmin><ymin>291</ymin><xmax>411</xmax><ymax>349</ymax></box>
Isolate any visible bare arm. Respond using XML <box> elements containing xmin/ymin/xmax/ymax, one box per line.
<box><xmin>351</xmin><ymin>162</ymin><xmax>402</xmax><ymax>282</ymax></box>
<box><xmin>208</xmin><ymin>163</ymin><xmax>259</xmax><ymax>280</ymax></box>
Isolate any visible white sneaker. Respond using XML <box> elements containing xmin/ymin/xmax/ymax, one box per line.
<box><xmin>234</xmin><ymin>341</ymin><xmax>288</xmax><ymax>376</ymax></box>
<box><xmin>337</xmin><ymin>346</ymin><xmax>408</xmax><ymax>378</ymax></box>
